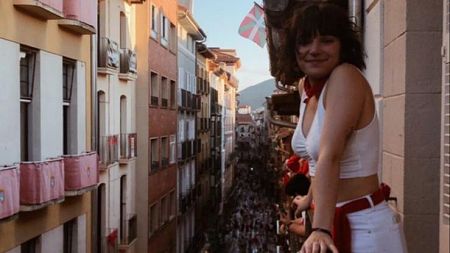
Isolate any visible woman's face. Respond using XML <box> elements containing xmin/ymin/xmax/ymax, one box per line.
<box><xmin>296</xmin><ymin>35</ymin><xmax>341</xmax><ymax>81</ymax></box>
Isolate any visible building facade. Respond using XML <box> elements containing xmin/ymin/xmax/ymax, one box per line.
<box><xmin>136</xmin><ymin>0</ymin><xmax>178</xmax><ymax>252</ymax></box>
<box><xmin>0</xmin><ymin>0</ymin><xmax>97</xmax><ymax>252</ymax></box>
<box><xmin>176</xmin><ymin>3</ymin><xmax>204</xmax><ymax>252</ymax></box>
<box><xmin>96</xmin><ymin>0</ymin><xmax>139</xmax><ymax>252</ymax></box>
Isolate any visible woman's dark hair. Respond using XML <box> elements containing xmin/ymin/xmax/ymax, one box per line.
<box><xmin>280</xmin><ymin>3</ymin><xmax>366</xmax><ymax>81</ymax></box>
<box><xmin>285</xmin><ymin>174</ymin><xmax>310</xmax><ymax>196</ymax></box>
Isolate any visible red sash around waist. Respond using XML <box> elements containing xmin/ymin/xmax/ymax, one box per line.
<box><xmin>332</xmin><ymin>183</ymin><xmax>391</xmax><ymax>253</ymax></box>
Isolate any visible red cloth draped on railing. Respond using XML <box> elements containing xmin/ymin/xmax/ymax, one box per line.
<box><xmin>0</xmin><ymin>165</ymin><xmax>20</xmax><ymax>219</ymax></box>
<box><xmin>20</xmin><ymin>158</ymin><xmax>64</xmax><ymax>205</ymax></box>
<box><xmin>63</xmin><ymin>152</ymin><xmax>98</xmax><ymax>191</ymax></box>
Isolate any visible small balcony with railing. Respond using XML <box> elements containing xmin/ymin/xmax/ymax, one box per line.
<box><xmin>119</xmin><ymin>214</ymin><xmax>138</xmax><ymax>251</ymax></box>
<box><xmin>58</xmin><ymin>0</ymin><xmax>97</xmax><ymax>35</ymax></box>
<box><xmin>63</xmin><ymin>152</ymin><xmax>98</xmax><ymax>196</ymax></box>
<box><xmin>0</xmin><ymin>165</ymin><xmax>20</xmax><ymax>222</ymax></box>
<box><xmin>13</xmin><ymin>0</ymin><xmax>64</xmax><ymax>19</ymax></box>
<box><xmin>119</xmin><ymin>49</ymin><xmax>137</xmax><ymax>81</ymax></box>
<box><xmin>99</xmin><ymin>135</ymin><xmax>119</xmax><ymax>170</ymax></box>
<box><xmin>98</xmin><ymin>37</ymin><xmax>120</xmax><ymax>75</ymax></box>
<box><xmin>119</xmin><ymin>133</ymin><xmax>137</xmax><ymax>165</ymax></box>
<box><xmin>20</xmin><ymin>158</ymin><xmax>65</xmax><ymax>211</ymax></box>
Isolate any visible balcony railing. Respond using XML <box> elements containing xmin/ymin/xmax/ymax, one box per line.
<box><xmin>120</xmin><ymin>49</ymin><xmax>137</xmax><ymax>74</ymax></box>
<box><xmin>161</xmin><ymin>98</ymin><xmax>168</xmax><ymax>108</ymax></box>
<box><xmin>119</xmin><ymin>214</ymin><xmax>137</xmax><ymax>248</ymax></box>
<box><xmin>58</xmin><ymin>0</ymin><xmax>97</xmax><ymax>34</ymax></box>
<box><xmin>20</xmin><ymin>158</ymin><xmax>65</xmax><ymax>211</ymax></box>
<box><xmin>0</xmin><ymin>165</ymin><xmax>20</xmax><ymax>221</ymax></box>
<box><xmin>161</xmin><ymin>158</ymin><xmax>169</xmax><ymax>168</ymax></box>
<box><xmin>151</xmin><ymin>161</ymin><xmax>159</xmax><ymax>171</ymax></box>
<box><xmin>99</xmin><ymin>135</ymin><xmax>119</xmax><ymax>168</ymax></box>
<box><xmin>13</xmin><ymin>0</ymin><xmax>64</xmax><ymax>19</ymax></box>
<box><xmin>150</xmin><ymin>96</ymin><xmax>158</xmax><ymax>106</ymax></box>
<box><xmin>98</xmin><ymin>37</ymin><xmax>120</xmax><ymax>71</ymax></box>
<box><xmin>120</xmin><ymin>133</ymin><xmax>137</xmax><ymax>163</ymax></box>
<box><xmin>63</xmin><ymin>152</ymin><xmax>98</xmax><ymax>196</ymax></box>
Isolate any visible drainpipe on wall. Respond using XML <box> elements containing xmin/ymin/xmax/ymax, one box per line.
<box><xmin>90</xmin><ymin>32</ymin><xmax>98</xmax><ymax>253</ymax></box>
<box><xmin>349</xmin><ymin>0</ymin><xmax>363</xmax><ymax>36</ymax></box>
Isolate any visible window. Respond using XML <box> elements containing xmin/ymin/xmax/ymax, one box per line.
<box><xmin>161</xmin><ymin>77</ymin><xmax>168</xmax><ymax>108</ymax></box>
<box><xmin>150</xmin><ymin>138</ymin><xmax>159</xmax><ymax>171</ymax></box>
<box><xmin>169</xmin><ymin>191</ymin><xmax>175</xmax><ymax>218</ymax></box>
<box><xmin>170</xmin><ymin>80</ymin><xmax>176</xmax><ymax>109</ymax></box>
<box><xmin>169</xmin><ymin>23</ymin><xmax>176</xmax><ymax>52</ymax></box>
<box><xmin>160</xmin><ymin>14</ymin><xmax>169</xmax><ymax>47</ymax></box>
<box><xmin>64</xmin><ymin>218</ymin><xmax>78</xmax><ymax>253</ymax></box>
<box><xmin>150</xmin><ymin>72</ymin><xmax>158</xmax><ymax>106</ymax></box>
<box><xmin>149</xmin><ymin>203</ymin><xmax>159</xmax><ymax>235</ymax></box>
<box><xmin>161</xmin><ymin>137</ymin><xmax>168</xmax><ymax>167</ymax></box>
<box><xmin>150</xmin><ymin>4</ymin><xmax>158</xmax><ymax>39</ymax></box>
<box><xmin>22</xmin><ymin>236</ymin><xmax>40</xmax><ymax>253</ymax></box>
<box><xmin>160</xmin><ymin>196</ymin><xmax>168</xmax><ymax>225</ymax></box>
<box><xmin>120</xmin><ymin>12</ymin><xmax>127</xmax><ymax>48</ymax></box>
<box><xmin>169</xmin><ymin>135</ymin><xmax>176</xmax><ymax>164</ymax></box>
<box><xmin>63</xmin><ymin>58</ymin><xmax>75</xmax><ymax>155</ymax></box>
<box><xmin>20</xmin><ymin>47</ymin><xmax>36</xmax><ymax>162</ymax></box>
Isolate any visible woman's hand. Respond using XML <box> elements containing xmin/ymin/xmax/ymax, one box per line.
<box><xmin>300</xmin><ymin>230</ymin><xmax>338</xmax><ymax>253</ymax></box>
<box><xmin>292</xmin><ymin>195</ymin><xmax>310</xmax><ymax>215</ymax></box>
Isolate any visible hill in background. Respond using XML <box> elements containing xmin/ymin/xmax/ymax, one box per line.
<box><xmin>238</xmin><ymin>79</ymin><xmax>276</xmax><ymax>111</ymax></box>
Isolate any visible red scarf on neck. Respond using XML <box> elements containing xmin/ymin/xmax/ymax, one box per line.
<box><xmin>303</xmin><ymin>77</ymin><xmax>326</xmax><ymax>103</ymax></box>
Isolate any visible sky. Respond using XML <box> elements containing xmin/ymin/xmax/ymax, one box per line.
<box><xmin>193</xmin><ymin>0</ymin><xmax>273</xmax><ymax>91</ymax></box>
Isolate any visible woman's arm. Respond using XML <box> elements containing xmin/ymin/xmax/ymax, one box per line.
<box><xmin>301</xmin><ymin>64</ymin><xmax>367</xmax><ymax>252</ymax></box>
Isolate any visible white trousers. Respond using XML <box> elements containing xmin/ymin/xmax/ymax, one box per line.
<box><xmin>343</xmin><ymin>200</ymin><xmax>408</xmax><ymax>253</ymax></box>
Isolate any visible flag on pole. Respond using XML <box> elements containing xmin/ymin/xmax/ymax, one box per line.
<box><xmin>238</xmin><ymin>3</ymin><xmax>267</xmax><ymax>48</ymax></box>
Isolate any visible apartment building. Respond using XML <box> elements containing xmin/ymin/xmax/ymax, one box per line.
<box><xmin>209</xmin><ymin>48</ymin><xmax>240</xmax><ymax>209</ymax></box>
<box><xmin>361</xmin><ymin>1</ymin><xmax>448</xmax><ymax>252</ymax></box>
<box><xmin>96</xmin><ymin>0</ymin><xmax>139</xmax><ymax>252</ymax></box>
<box><xmin>0</xmin><ymin>0</ymin><xmax>97</xmax><ymax>252</ymax></box>
<box><xmin>136</xmin><ymin>0</ymin><xmax>178</xmax><ymax>252</ymax></box>
<box><xmin>194</xmin><ymin>43</ymin><xmax>214</xmax><ymax>251</ymax></box>
<box><xmin>208</xmin><ymin>61</ymin><xmax>224</xmax><ymax>215</ymax></box>
<box><xmin>176</xmin><ymin>3</ymin><xmax>205</xmax><ymax>252</ymax></box>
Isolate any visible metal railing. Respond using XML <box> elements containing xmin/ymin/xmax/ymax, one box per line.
<box><xmin>120</xmin><ymin>133</ymin><xmax>137</xmax><ymax>160</ymax></box>
<box><xmin>99</xmin><ymin>135</ymin><xmax>119</xmax><ymax>167</ymax></box>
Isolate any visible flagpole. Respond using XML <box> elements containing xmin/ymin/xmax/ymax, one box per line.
<box><xmin>254</xmin><ymin>1</ymin><xmax>264</xmax><ymax>10</ymax></box>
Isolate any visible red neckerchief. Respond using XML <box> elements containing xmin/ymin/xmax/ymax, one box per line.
<box><xmin>303</xmin><ymin>77</ymin><xmax>326</xmax><ymax>103</ymax></box>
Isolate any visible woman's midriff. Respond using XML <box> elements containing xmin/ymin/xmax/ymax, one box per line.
<box><xmin>311</xmin><ymin>174</ymin><xmax>380</xmax><ymax>202</ymax></box>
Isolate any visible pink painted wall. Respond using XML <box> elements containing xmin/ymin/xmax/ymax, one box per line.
<box><xmin>41</xmin><ymin>0</ymin><xmax>63</xmax><ymax>13</ymax></box>
<box><xmin>63</xmin><ymin>0</ymin><xmax>97</xmax><ymax>28</ymax></box>
<box><xmin>20</xmin><ymin>158</ymin><xmax>65</xmax><ymax>205</ymax></box>
<box><xmin>63</xmin><ymin>152</ymin><xmax>98</xmax><ymax>191</ymax></box>
<box><xmin>0</xmin><ymin>166</ymin><xmax>20</xmax><ymax>219</ymax></box>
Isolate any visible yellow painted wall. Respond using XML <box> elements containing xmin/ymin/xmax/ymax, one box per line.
<box><xmin>0</xmin><ymin>0</ymin><xmax>94</xmax><ymax>252</ymax></box>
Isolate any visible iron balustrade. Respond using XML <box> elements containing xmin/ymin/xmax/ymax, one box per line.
<box><xmin>99</xmin><ymin>135</ymin><xmax>119</xmax><ymax>167</ymax></box>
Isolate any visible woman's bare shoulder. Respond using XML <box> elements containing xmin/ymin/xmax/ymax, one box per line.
<box><xmin>328</xmin><ymin>63</ymin><xmax>367</xmax><ymax>92</ymax></box>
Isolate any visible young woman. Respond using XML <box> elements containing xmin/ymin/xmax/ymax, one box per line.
<box><xmin>284</xmin><ymin>3</ymin><xmax>408</xmax><ymax>253</ymax></box>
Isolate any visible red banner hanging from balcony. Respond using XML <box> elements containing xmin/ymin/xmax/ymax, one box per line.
<box><xmin>0</xmin><ymin>165</ymin><xmax>20</xmax><ymax>220</ymax></box>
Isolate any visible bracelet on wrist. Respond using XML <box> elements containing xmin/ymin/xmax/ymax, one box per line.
<box><xmin>311</xmin><ymin>227</ymin><xmax>332</xmax><ymax>237</ymax></box>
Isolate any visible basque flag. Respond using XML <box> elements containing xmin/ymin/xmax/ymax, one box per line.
<box><xmin>238</xmin><ymin>3</ymin><xmax>266</xmax><ymax>48</ymax></box>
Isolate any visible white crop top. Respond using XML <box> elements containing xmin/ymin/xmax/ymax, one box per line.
<box><xmin>291</xmin><ymin>82</ymin><xmax>380</xmax><ymax>179</ymax></box>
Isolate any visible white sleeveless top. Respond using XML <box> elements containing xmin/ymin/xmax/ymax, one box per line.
<box><xmin>291</xmin><ymin>82</ymin><xmax>380</xmax><ymax>179</ymax></box>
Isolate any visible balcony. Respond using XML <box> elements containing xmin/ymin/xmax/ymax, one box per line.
<box><xmin>63</xmin><ymin>152</ymin><xmax>98</xmax><ymax>196</ymax></box>
<box><xmin>99</xmin><ymin>135</ymin><xmax>119</xmax><ymax>169</ymax></box>
<box><xmin>98</xmin><ymin>37</ymin><xmax>120</xmax><ymax>74</ymax></box>
<box><xmin>119</xmin><ymin>133</ymin><xmax>137</xmax><ymax>164</ymax></box>
<box><xmin>13</xmin><ymin>0</ymin><xmax>64</xmax><ymax>19</ymax></box>
<box><xmin>151</xmin><ymin>161</ymin><xmax>159</xmax><ymax>171</ymax></box>
<box><xmin>119</xmin><ymin>214</ymin><xmax>138</xmax><ymax>250</ymax></box>
<box><xmin>0</xmin><ymin>165</ymin><xmax>20</xmax><ymax>221</ymax></box>
<box><xmin>58</xmin><ymin>0</ymin><xmax>97</xmax><ymax>35</ymax></box>
<box><xmin>161</xmin><ymin>158</ymin><xmax>169</xmax><ymax>168</ymax></box>
<box><xmin>119</xmin><ymin>49</ymin><xmax>137</xmax><ymax>81</ymax></box>
<box><xmin>150</xmin><ymin>96</ymin><xmax>158</xmax><ymax>106</ymax></box>
<box><xmin>20</xmin><ymin>158</ymin><xmax>65</xmax><ymax>211</ymax></box>
<box><xmin>161</xmin><ymin>98</ymin><xmax>168</xmax><ymax>108</ymax></box>
<box><xmin>179</xmin><ymin>89</ymin><xmax>188</xmax><ymax>110</ymax></box>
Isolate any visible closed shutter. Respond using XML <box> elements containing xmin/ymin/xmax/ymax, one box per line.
<box><xmin>442</xmin><ymin>0</ymin><xmax>450</xmax><ymax>225</ymax></box>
